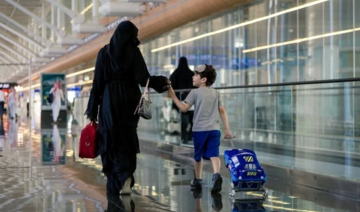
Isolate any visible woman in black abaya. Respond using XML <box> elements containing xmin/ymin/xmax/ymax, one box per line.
<box><xmin>85</xmin><ymin>21</ymin><xmax>169</xmax><ymax>195</ymax></box>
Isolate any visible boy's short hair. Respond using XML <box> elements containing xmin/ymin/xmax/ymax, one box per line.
<box><xmin>195</xmin><ymin>64</ymin><xmax>217</xmax><ymax>86</ymax></box>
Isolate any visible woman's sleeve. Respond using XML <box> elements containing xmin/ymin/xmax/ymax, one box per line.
<box><xmin>132</xmin><ymin>48</ymin><xmax>169</xmax><ymax>93</ymax></box>
<box><xmin>132</xmin><ymin>48</ymin><xmax>150</xmax><ymax>87</ymax></box>
<box><xmin>84</xmin><ymin>49</ymin><xmax>105</xmax><ymax>120</ymax></box>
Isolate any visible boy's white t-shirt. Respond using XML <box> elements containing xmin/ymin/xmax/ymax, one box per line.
<box><xmin>184</xmin><ymin>87</ymin><xmax>222</xmax><ymax>132</ymax></box>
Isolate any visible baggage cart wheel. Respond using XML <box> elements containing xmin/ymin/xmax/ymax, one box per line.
<box><xmin>229</xmin><ymin>189</ymin><xmax>236</xmax><ymax>197</ymax></box>
<box><xmin>230</xmin><ymin>201</ymin><xmax>235</xmax><ymax>210</ymax></box>
<box><xmin>229</xmin><ymin>196</ymin><xmax>236</xmax><ymax>204</ymax></box>
<box><xmin>262</xmin><ymin>190</ymin><xmax>268</xmax><ymax>200</ymax></box>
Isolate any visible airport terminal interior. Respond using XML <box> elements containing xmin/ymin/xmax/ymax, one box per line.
<box><xmin>0</xmin><ymin>0</ymin><xmax>360</xmax><ymax>211</ymax></box>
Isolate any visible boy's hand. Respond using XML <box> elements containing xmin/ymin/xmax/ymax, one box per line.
<box><xmin>168</xmin><ymin>85</ymin><xmax>175</xmax><ymax>97</ymax></box>
<box><xmin>224</xmin><ymin>129</ymin><xmax>233</xmax><ymax>139</ymax></box>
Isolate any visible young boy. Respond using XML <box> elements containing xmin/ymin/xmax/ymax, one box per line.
<box><xmin>168</xmin><ymin>64</ymin><xmax>232</xmax><ymax>193</ymax></box>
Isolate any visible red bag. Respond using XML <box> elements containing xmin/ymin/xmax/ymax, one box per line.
<box><xmin>79</xmin><ymin>122</ymin><xmax>98</xmax><ymax>159</ymax></box>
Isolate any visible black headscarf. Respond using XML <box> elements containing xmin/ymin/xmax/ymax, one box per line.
<box><xmin>177</xmin><ymin>57</ymin><xmax>191</xmax><ymax>72</ymax></box>
<box><xmin>105</xmin><ymin>21</ymin><xmax>140</xmax><ymax>70</ymax></box>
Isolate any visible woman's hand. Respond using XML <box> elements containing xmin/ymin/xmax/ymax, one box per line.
<box><xmin>149</xmin><ymin>76</ymin><xmax>171</xmax><ymax>93</ymax></box>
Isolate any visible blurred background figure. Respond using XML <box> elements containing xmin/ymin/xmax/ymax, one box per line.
<box><xmin>7</xmin><ymin>88</ymin><xmax>17</xmax><ymax>121</ymax></box>
<box><xmin>49</xmin><ymin>81</ymin><xmax>64</xmax><ymax>124</ymax></box>
<box><xmin>0</xmin><ymin>89</ymin><xmax>4</xmax><ymax>126</ymax></box>
<box><xmin>26</xmin><ymin>99</ymin><xmax>29</xmax><ymax>119</ymax></box>
<box><xmin>169</xmin><ymin>57</ymin><xmax>196</xmax><ymax>144</ymax></box>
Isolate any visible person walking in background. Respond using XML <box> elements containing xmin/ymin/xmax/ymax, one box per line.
<box><xmin>85</xmin><ymin>21</ymin><xmax>170</xmax><ymax>196</ymax></box>
<box><xmin>168</xmin><ymin>64</ymin><xmax>232</xmax><ymax>194</ymax></box>
<box><xmin>0</xmin><ymin>89</ymin><xmax>5</xmax><ymax>124</ymax></box>
<box><xmin>26</xmin><ymin>100</ymin><xmax>29</xmax><ymax>118</ymax></box>
<box><xmin>7</xmin><ymin>88</ymin><xmax>17</xmax><ymax>120</ymax></box>
<box><xmin>169</xmin><ymin>57</ymin><xmax>196</xmax><ymax>144</ymax></box>
<box><xmin>49</xmin><ymin>81</ymin><xmax>64</xmax><ymax>124</ymax></box>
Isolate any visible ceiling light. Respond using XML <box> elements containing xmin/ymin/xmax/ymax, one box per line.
<box><xmin>151</xmin><ymin>0</ymin><xmax>328</xmax><ymax>52</ymax></box>
<box><xmin>66</xmin><ymin>67</ymin><xmax>94</xmax><ymax>78</ymax></box>
<box><xmin>243</xmin><ymin>27</ymin><xmax>360</xmax><ymax>53</ymax></box>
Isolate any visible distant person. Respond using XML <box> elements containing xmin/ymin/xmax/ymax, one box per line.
<box><xmin>0</xmin><ymin>89</ymin><xmax>4</xmax><ymax>124</ymax></box>
<box><xmin>169</xmin><ymin>57</ymin><xmax>196</xmax><ymax>144</ymax></box>
<box><xmin>7</xmin><ymin>88</ymin><xmax>17</xmax><ymax>120</ymax></box>
<box><xmin>168</xmin><ymin>64</ymin><xmax>233</xmax><ymax>194</ymax></box>
<box><xmin>49</xmin><ymin>81</ymin><xmax>64</xmax><ymax>124</ymax></box>
<box><xmin>26</xmin><ymin>101</ymin><xmax>29</xmax><ymax>118</ymax></box>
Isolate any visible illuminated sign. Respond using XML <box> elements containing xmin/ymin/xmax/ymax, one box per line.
<box><xmin>0</xmin><ymin>83</ymin><xmax>17</xmax><ymax>89</ymax></box>
<box><xmin>0</xmin><ymin>83</ymin><xmax>9</xmax><ymax>89</ymax></box>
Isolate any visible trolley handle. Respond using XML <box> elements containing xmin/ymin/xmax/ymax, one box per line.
<box><xmin>225</xmin><ymin>136</ymin><xmax>236</xmax><ymax>148</ymax></box>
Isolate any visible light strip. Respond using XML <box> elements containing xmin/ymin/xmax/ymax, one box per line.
<box><xmin>81</xmin><ymin>3</ymin><xmax>93</xmax><ymax>15</ymax></box>
<box><xmin>151</xmin><ymin>0</ymin><xmax>329</xmax><ymax>52</ymax></box>
<box><xmin>243</xmin><ymin>27</ymin><xmax>360</xmax><ymax>53</ymax></box>
<box><xmin>70</xmin><ymin>3</ymin><xmax>94</xmax><ymax>23</ymax></box>
<box><xmin>21</xmin><ymin>83</ymin><xmax>41</xmax><ymax>91</ymax></box>
<box><xmin>66</xmin><ymin>80</ymin><xmax>92</xmax><ymax>88</ymax></box>
<box><xmin>262</xmin><ymin>204</ymin><xmax>318</xmax><ymax>212</ymax></box>
<box><xmin>66</xmin><ymin>67</ymin><xmax>94</xmax><ymax>78</ymax></box>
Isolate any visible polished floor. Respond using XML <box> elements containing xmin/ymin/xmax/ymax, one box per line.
<box><xmin>0</xmin><ymin>117</ymin><xmax>359</xmax><ymax>211</ymax></box>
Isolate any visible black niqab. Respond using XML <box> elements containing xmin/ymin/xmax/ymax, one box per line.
<box><xmin>105</xmin><ymin>21</ymin><xmax>140</xmax><ymax>70</ymax></box>
<box><xmin>170</xmin><ymin>57</ymin><xmax>195</xmax><ymax>102</ymax></box>
<box><xmin>177</xmin><ymin>57</ymin><xmax>191</xmax><ymax>72</ymax></box>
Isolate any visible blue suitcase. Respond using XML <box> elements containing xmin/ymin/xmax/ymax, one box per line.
<box><xmin>224</xmin><ymin>145</ymin><xmax>267</xmax><ymax>198</ymax></box>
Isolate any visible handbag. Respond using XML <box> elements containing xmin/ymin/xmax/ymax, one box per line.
<box><xmin>47</xmin><ymin>93</ymin><xmax>53</xmax><ymax>104</ymax></box>
<box><xmin>134</xmin><ymin>78</ymin><xmax>152</xmax><ymax>119</ymax></box>
<box><xmin>79</xmin><ymin>122</ymin><xmax>98</xmax><ymax>159</ymax></box>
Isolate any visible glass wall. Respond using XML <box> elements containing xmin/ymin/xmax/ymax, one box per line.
<box><xmin>134</xmin><ymin>0</ymin><xmax>360</xmax><ymax>180</ymax></box>
<box><xmin>72</xmin><ymin>0</ymin><xmax>360</xmax><ymax>180</ymax></box>
<box><xmin>142</xmin><ymin>0</ymin><xmax>360</xmax><ymax>85</ymax></box>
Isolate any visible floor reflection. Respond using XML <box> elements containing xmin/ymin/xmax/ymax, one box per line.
<box><xmin>192</xmin><ymin>189</ymin><xmax>224</xmax><ymax>212</ymax></box>
<box><xmin>0</xmin><ymin>114</ymin><xmax>357</xmax><ymax>212</ymax></box>
<box><xmin>106</xmin><ymin>195</ymin><xmax>135</xmax><ymax>212</ymax></box>
<box><xmin>41</xmin><ymin>125</ymin><xmax>66</xmax><ymax>165</ymax></box>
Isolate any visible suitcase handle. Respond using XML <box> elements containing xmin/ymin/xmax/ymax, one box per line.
<box><xmin>225</xmin><ymin>136</ymin><xmax>236</xmax><ymax>148</ymax></box>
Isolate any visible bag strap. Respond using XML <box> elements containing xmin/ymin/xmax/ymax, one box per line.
<box><xmin>142</xmin><ymin>78</ymin><xmax>150</xmax><ymax>102</ymax></box>
<box><xmin>134</xmin><ymin>78</ymin><xmax>150</xmax><ymax>115</ymax></box>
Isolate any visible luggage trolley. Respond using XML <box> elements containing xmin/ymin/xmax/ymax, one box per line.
<box><xmin>224</xmin><ymin>138</ymin><xmax>267</xmax><ymax>201</ymax></box>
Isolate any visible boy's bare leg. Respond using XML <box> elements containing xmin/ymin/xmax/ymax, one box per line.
<box><xmin>194</xmin><ymin>160</ymin><xmax>203</xmax><ymax>179</ymax></box>
<box><xmin>210</xmin><ymin>157</ymin><xmax>221</xmax><ymax>173</ymax></box>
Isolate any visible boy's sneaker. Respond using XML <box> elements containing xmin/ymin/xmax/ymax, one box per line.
<box><xmin>190</xmin><ymin>178</ymin><xmax>203</xmax><ymax>189</ymax></box>
<box><xmin>211</xmin><ymin>173</ymin><xmax>223</xmax><ymax>193</ymax></box>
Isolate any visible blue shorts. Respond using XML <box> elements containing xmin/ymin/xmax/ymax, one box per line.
<box><xmin>193</xmin><ymin>130</ymin><xmax>221</xmax><ymax>162</ymax></box>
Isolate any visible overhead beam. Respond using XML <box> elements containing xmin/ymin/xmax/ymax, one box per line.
<box><xmin>0</xmin><ymin>33</ymin><xmax>36</xmax><ymax>57</ymax></box>
<box><xmin>0</xmin><ymin>42</ymin><xmax>28</xmax><ymax>61</ymax></box>
<box><xmin>0</xmin><ymin>49</ymin><xmax>22</xmax><ymax>63</ymax></box>
<box><xmin>45</xmin><ymin>0</ymin><xmax>85</xmax><ymax>25</ymax></box>
<box><xmin>0</xmin><ymin>22</ymin><xmax>44</xmax><ymax>49</ymax></box>
<box><xmin>4</xmin><ymin>0</ymin><xmax>66</xmax><ymax>37</ymax></box>
<box><xmin>0</xmin><ymin>12</ymin><xmax>52</xmax><ymax>47</ymax></box>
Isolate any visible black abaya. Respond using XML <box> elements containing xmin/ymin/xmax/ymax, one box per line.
<box><xmin>85</xmin><ymin>21</ymin><xmax>169</xmax><ymax>194</ymax></box>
